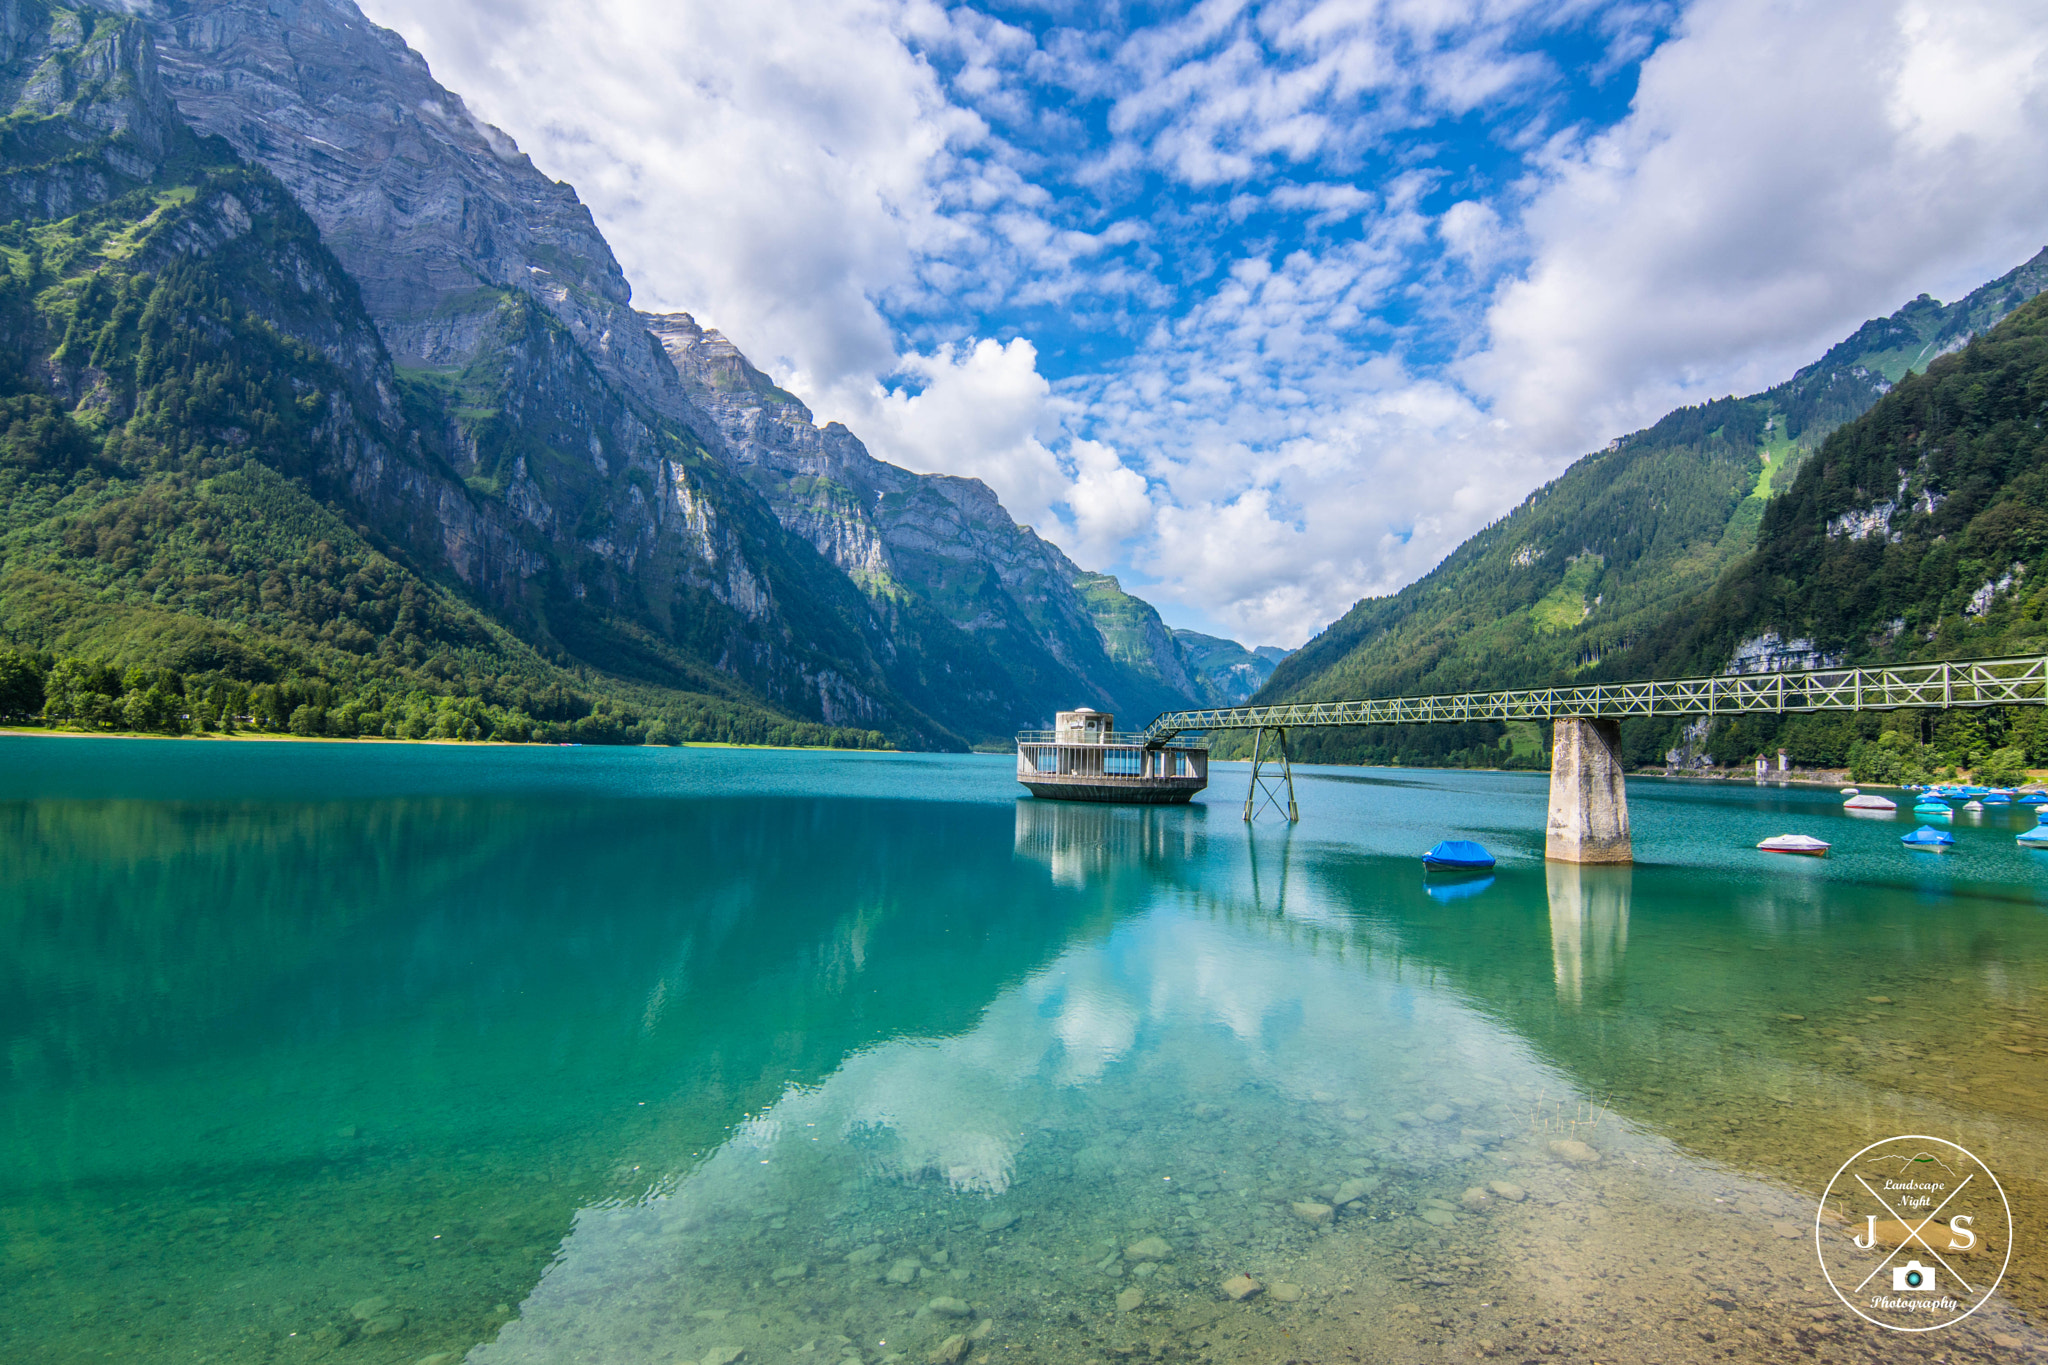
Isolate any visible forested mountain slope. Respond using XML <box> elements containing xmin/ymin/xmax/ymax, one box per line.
<box><xmin>1253</xmin><ymin>248</ymin><xmax>2048</xmax><ymax>767</ymax></box>
<box><xmin>1602</xmin><ymin>293</ymin><xmax>2048</xmax><ymax>776</ymax></box>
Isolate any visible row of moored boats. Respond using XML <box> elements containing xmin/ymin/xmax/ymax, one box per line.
<box><xmin>1756</xmin><ymin>785</ymin><xmax>2048</xmax><ymax>855</ymax></box>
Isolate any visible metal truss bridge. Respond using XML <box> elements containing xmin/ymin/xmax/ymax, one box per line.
<box><xmin>1136</xmin><ymin>653</ymin><xmax>2048</xmax><ymax>825</ymax></box>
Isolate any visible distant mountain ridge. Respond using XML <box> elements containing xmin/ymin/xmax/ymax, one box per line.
<box><xmin>0</xmin><ymin>0</ymin><xmax>1265</xmax><ymax>746</ymax></box>
<box><xmin>1254</xmin><ymin>246</ymin><xmax>2048</xmax><ymax>767</ymax></box>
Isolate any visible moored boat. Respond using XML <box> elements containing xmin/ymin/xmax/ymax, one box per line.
<box><xmin>1422</xmin><ymin>839</ymin><xmax>1496</xmax><ymax>870</ymax></box>
<box><xmin>1843</xmin><ymin>793</ymin><xmax>1897</xmax><ymax>810</ymax></box>
<box><xmin>2018</xmin><ymin>822</ymin><xmax>2048</xmax><ymax>848</ymax></box>
<box><xmin>1016</xmin><ymin>709</ymin><xmax>1209</xmax><ymax>804</ymax></box>
<box><xmin>1901</xmin><ymin>825</ymin><xmax>1955</xmax><ymax>849</ymax></box>
<box><xmin>1757</xmin><ymin>834</ymin><xmax>1830</xmax><ymax>856</ymax></box>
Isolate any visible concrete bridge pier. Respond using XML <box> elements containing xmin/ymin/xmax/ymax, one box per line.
<box><xmin>1546</xmin><ymin>717</ymin><xmax>1632</xmax><ymax>864</ymax></box>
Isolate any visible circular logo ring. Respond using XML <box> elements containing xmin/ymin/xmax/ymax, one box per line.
<box><xmin>1815</xmin><ymin>1134</ymin><xmax>2013</xmax><ymax>1332</ymax></box>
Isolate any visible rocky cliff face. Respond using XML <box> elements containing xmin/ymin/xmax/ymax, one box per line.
<box><xmin>84</xmin><ymin>0</ymin><xmax>1220</xmax><ymax>742</ymax></box>
<box><xmin>0</xmin><ymin>0</ymin><xmax>187</xmax><ymax>217</ymax></box>
<box><xmin>132</xmin><ymin>0</ymin><xmax>688</xmax><ymax>419</ymax></box>
<box><xmin>647</xmin><ymin>311</ymin><xmax>1208</xmax><ymax>727</ymax></box>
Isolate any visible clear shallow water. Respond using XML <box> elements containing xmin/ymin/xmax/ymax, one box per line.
<box><xmin>4</xmin><ymin>738</ymin><xmax>2048</xmax><ymax>1364</ymax></box>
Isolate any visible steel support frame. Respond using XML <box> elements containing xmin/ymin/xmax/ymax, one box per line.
<box><xmin>1243</xmin><ymin>726</ymin><xmax>1299</xmax><ymax>823</ymax></box>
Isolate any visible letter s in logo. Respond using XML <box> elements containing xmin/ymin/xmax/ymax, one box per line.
<box><xmin>1948</xmin><ymin>1216</ymin><xmax>1976</xmax><ymax>1251</ymax></box>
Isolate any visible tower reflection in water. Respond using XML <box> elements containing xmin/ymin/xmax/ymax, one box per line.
<box><xmin>1011</xmin><ymin>797</ymin><xmax>1203</xmax><ymax>886</ymax></box>
<box><xmin>1547</xmin><ymin>862</ymin><xmax>1631</xmax><ymax>1005</ymax></box>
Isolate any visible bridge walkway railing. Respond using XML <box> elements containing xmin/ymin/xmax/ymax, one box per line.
<box><xmin>1141</xmin><ymin>654</ymin><xmax>2048</xmax><ymax>742</ymax></box>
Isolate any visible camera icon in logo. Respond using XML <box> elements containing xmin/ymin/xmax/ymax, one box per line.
<box><xmin>1892</xmin><ymin>1261</ymin><xmax>1937</xmax><ymax>1293</ymax></box>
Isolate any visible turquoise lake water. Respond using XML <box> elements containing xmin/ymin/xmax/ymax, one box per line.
<box><xmin>4</xmin><ymin>737</ymin><xmax>2047</xmax><ymax>1363</ymax></box>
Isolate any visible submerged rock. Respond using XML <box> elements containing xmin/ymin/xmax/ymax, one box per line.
<box><xmin>1221</xmin><ymin>1274</ymin><xmax>1262</xmax><ymax>1301</ymax></box>
<box><xmin>1116</xmin><ymin>1287</ymin><xmax>1144</xmax><ymax>1312</ymax></box>
<box><xmin>887</xmin><ymin>1258</ymin><xmax>922</xmax><ymax>1285</ymax></box>
<box><xmin>702</xmin><ymin>1348</ymin><xmax>744</xmax><ymax>1365</ymax></box>
<box><xmin>1290</xmin><ymin>1201</ymin><xmax>1333</xmax><ymax>1226</ymax></box>
<box><xmin>928</xmin><ymin>1335</ymin><xmax>968</xmax><ymax>1365</ymax></box>
<box><xmin>349</xmin><ymin>1297</ymin><xmax>393</xmax><ymax>1321</ymax></box>
<box><xmin>1548</xmin><ymin>1139</ymin><xmax>1600</xmax><ymax>1165</ymax></box>
<box><xmin>1487</xmin><ymin>1182</ymin><xmax>1527</xmax><ymax>1202</ymax></box>
<box><xmin>926</xmin><ymin>1296</ymin><xmax>972</xmax><ymax>1319</ymax></box>
<box><xmin>1268</xmin><ymin>1282</ymin><xmax>1303</xmax><ymax>1302</ymax></box>
<box><xmin>1123</xmin><ymin>1236</ymin><xmax>1172</xmax><ymax>1262</ymax></box>
<box><xmin>977</xmin><ymin>1211</ymin><xmax>1018</xmax><ymax>1233</ymax></box>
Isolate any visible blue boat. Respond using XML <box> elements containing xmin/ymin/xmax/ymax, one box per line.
<box><xmin>2020</xmin><ymin>793</ymin><xmax>2048</xmax><ymax>805</ymax></box>
<box><xmin>1983</xmin><ymin>794</ymin><xmax>2012</xmax><ymax>805</ymax></box>
<box><xmin>1912</xmin><ymin>803</ymin><xmax>1953</xmax><ymax>820</ymax></box>
<box><xmin>1422</xmin><ymin>839</ymin><xmax>1496</xmax><ymax>870</ymax></box>
<box><xmin>2017</xmin><ymin>823</ymin><xmax>2048</xmax><ymax>848</ymax></box>
<box><xmin>1901</xmin><ymin>825</ymin><xmax>1955</xmax><ymax>849</ymax></box>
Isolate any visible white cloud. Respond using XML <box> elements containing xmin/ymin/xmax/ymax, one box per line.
<box><xmin>1468</xmin><ymin>0</ymin><xmax>2048</xmax><ymax>456</ymax></box>
<box><xmin>358</xmin><ymin>0</ymin><xmax>2048</xmax><ymax>651</ymax></box>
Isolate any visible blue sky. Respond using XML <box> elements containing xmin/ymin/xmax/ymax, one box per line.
<box><xmin>368</xmin><ymin>0</ymin><xmax>2048</xmax><ymax>647</ymax></box>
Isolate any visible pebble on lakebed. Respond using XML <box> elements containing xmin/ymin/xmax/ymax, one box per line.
<box><xmin>1290</xmin><ymin>1201</ymin><xmax>1333</xmax><ymax>1225</ymax></box>
<box><xmin>1116</xmin><ymin>1287</ymin><xmax>1144</xmax><ymax>1312</ymax></box>
<box><xmin>925</xmin><ymin>1296</ymin><xmax>973</xmax><ymax>1318</ymax></box>
<box><xmin>1548</xmin><ymin>1138</ymin><xmax>1600</xmax><ymax>1165</ymax></box>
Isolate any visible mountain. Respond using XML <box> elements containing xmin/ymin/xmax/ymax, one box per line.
<box><xmin>0</xmin><ymin>1</ymin><xmax>901</xmax><ymax>745</ymax></box>
<box><xmin>0</xmin><ymin>0</ymin><xmax>1235</xmax><ymax>746</ymax></box>
<box><xmin>1171</xmin><ymin>630</ymin><xmax>1288</xmax><ymax>705</ymax></box>
<box><xmin>1608</xmin><ymin>292</ymin><xmax>2048</xmax><ymax>777</ymax></box>
<box><xmin>645</xmin><ymin>312</ymin><xmax>1211</xmax><ymax>729</ymax></box>
<box><xmin>1253</xmin><ymin>247</ymin><xmax>2048</xmax><ymax>768</ymax></box>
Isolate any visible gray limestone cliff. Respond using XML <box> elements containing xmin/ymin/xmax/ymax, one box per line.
<box><xmin>647</xmin><ymin>311</ymin><xmax>1209</xmax><ymax>725</ymax></box>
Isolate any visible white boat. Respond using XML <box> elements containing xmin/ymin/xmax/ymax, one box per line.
<box><xmin>1843</xmin><ymin>793</ymin><xmax>1897</xmax><ymax>810</ymax></box>
<box><xmin>1758</xmin><ymin>834</ymin><xmax>1831</xmax><ymax>856</ymax></box>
